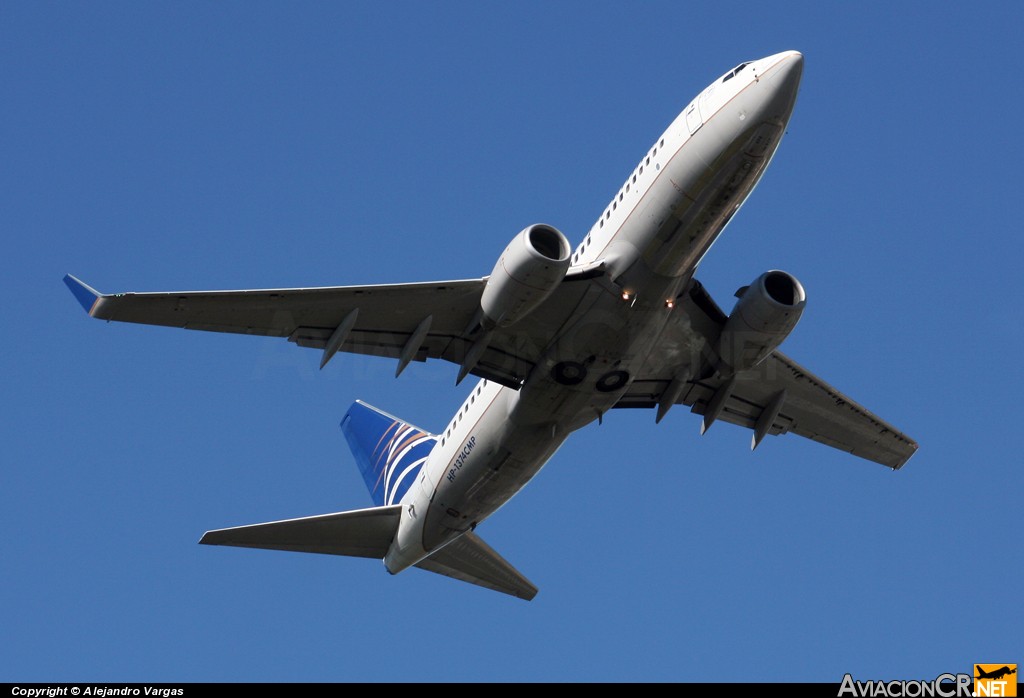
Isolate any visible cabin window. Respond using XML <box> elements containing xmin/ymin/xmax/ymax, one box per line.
<box><xmin>599</xmin><ymin>219</ymin><xmax>604</xmax><ymax>228</ymax></box>
<box><xmin>660</xmin><ymin>138</ymin><xmax>664</xmax><ymax>148</ymax></box>
<box><xmin>626</xmin><ymin>183</ymin><xmax>630</xmax><ymax>193</ymax></box>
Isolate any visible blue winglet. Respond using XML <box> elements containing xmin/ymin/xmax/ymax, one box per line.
<box><xmin>63</xmin><ymin>274</ymin><xmax>102</xmax><ymax>314</ymax></box>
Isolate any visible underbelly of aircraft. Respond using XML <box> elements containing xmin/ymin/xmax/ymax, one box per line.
<box><xmin>421</xmin><ymin>286</ymin><xmax>690</xmax><ymax>550</ymax></box>
<box><xmin>422</xmin><ymin>421</ymin><xmax>570</xmax><ymax>550</ymax></box>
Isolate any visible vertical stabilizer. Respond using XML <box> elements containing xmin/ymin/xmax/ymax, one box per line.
<box><xmin>341</xmin><ymin>401</ymin><xmax>436</xmax><ymax>507</ymax></box>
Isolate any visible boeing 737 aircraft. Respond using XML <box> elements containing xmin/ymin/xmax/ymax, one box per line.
<box><xmin>65</xmin><ymin>51</ymin><xmax>917</xmax><ymax>600</ymax></box>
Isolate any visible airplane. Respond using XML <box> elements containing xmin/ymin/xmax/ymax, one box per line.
<box><xmin>64</xmin><ymin>50</ymin><xmax>917</xmax><ymax>600</ymax></box>
<box><xmin>976</xmin><ymin>666</ymin><xmax>1017</xmax><ymax>681</ymax></box>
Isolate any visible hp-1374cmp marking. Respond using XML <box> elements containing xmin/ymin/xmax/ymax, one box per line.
<box><xmin>66</xmin><ymin>51</ymin><xmax>917</xmax><ymax>600</ymax></box>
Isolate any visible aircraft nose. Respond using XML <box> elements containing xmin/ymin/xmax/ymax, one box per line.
<box><xmin>758</xmin><ymin>50</ymin><xmax>803</xmax><ymax>118</ymax></box>
<box><xmin>771</xmin><ymin>50</ymin><xmax>803</xmax><ymax>91</ymax></box>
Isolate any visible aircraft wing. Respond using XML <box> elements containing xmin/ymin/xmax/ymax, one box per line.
<box><xmin>638</xmin><ymin>351</ymin><xmax>919</xmax><ymax>468</ymax></box>
<box><xmin>63</xmin><ymin>273</ymin><xmax>593</xmax><ymax>389</ymax></box>
<box><xmin>618</xmin><ymin>281</ymin><xmax>918</xmax><ymax>469</ymax></box>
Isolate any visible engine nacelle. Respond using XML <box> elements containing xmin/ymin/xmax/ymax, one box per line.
<box><xmin>480</xmin><ymin>224</ymin><xmax>571</xmax><ymax>328</ymax></box>
<box><xmin>716</xmin><ymin>270</ymin><xmax>806</xmax><ymax>373</ymax></box>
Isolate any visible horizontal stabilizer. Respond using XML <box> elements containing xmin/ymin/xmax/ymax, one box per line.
<box><xmin>199</xmin><ymin>505</ymin><xmax>401</xmax><ymax>558</ymax></box>
<box><xmin>200</xmin><ymin>505</ymin><xmax>537</xmax><ymax>599</ymax></box>
<box><xmin>416</xmin><ymin>531</ymin><xmax>538</xmax><ymax>600</ymax></box>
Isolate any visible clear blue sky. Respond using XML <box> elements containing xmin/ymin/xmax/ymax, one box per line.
<box><xmin>3</xmin><ymin>1</ymin><xmax>1020</xmax><ymax>683</ymax></box>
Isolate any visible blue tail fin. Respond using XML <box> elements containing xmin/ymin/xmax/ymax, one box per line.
<box><xmin>341</xmin><ymin>401</ymin><xmax>437</xmax><ymax>507</ymax></box>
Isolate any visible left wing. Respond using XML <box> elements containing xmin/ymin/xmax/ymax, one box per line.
<box><xmin>63</xmin><ymin>273</ymin><xmax>593</xmax><ymax>388</ymax></box>
<box><xmin>617</xmin><ymin>280</ymin><xmax>918</xmax><ymax>469</ymax></box>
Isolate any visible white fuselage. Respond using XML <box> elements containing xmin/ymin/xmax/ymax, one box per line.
<box><xmin>385</xmin><ymin>51</ymin><xmax>804</xmax><ymax>573</ymax></box>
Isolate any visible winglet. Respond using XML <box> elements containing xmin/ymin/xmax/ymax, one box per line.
<box><xmin>63</xmin><ymin>274</ymin><xmax>103</xmax><ymax>315</ymax></box>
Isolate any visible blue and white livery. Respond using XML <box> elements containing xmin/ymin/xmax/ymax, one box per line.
<box><xmin>65</xmin><ymin>52</ymin><xmax>917</xmax><ymax>600</ymax></box>
<box><xmin>342</xmin><ymin>401</ymin><xmax>435</xmax><ymax>508</ymax></box>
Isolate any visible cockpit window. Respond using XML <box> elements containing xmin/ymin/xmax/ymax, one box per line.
<box><xmin>722</xmin><ymin>62</ymin><xmax>750</xmax><ymax>82</ymax></box>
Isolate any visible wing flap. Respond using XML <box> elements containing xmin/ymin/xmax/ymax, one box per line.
<box><xmin>682</xmin><ymin>378</ymin><xmax>795</xmax><ymax>435</ymax></box>
<box><xmin>416</xmin><ymin>532</ymin><xmax>538</xmax><ymax>601</ymax></box>
<box><xmin>199</xmin><ymin>505</ymin><xmax>402</xmax><ymax>558</ymax></box>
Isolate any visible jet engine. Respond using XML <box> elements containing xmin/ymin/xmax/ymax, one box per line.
<box><xmin>480</xmin><ymin>224</ymin><xmax>572</xmax><ymax>328</ymax></box>
<box><xmin>716</xmin><ymin>270</ymin><xmax>806</xmax><ymax>373</ymax></box>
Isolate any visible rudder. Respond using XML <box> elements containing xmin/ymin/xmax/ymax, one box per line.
<box><xmin>341</xmin><ymin>400</ymin><xmax>436</xmax><ymax>507</ymax></box>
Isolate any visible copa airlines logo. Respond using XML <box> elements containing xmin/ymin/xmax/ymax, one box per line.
<box><xmin>371</xmin><ymin>421</ymin><xmax>436</xmax><ymax>506</ymax></box>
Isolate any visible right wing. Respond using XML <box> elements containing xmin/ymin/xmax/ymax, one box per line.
<box><xmin>618</xmin><ymin>280</ymin><xmax>918</xmax><ymax>469</ymax></box>
<box><xmin>63</xmin><ymin>273</ymin><xmax>594</xmax><ymax>388</ymax></box>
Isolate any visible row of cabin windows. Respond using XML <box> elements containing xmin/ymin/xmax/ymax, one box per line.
<box><xmin>574</xmin><ymin>137</ymin><xmax>667</xmax><ymax>265</ymax></box>
<box><xmin>596</xmin><ymin>138</ymin><xmax>666</xmax><ymax>230</ymax></box>
<box><xmin>441</xmin><ymin>381</ymin><xmax>487</xmax><ymax>446</ymax></box>
<box><xmin>572</xmin><ymin>233</ymin><xmax>594</xmax><ymax>264</ymax></box>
